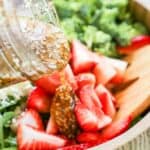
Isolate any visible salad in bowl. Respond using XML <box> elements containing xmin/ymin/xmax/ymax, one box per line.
<box><xmin>0</xmin><ymin>0</ymin><xmax>150</xmax><ymax>150</ymax></box>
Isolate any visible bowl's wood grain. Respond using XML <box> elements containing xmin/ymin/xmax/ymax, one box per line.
<box><xmin>90</xmin><ymin>113</ymin><xmax>150</xmax><ymax>150</ymax></box>
<box><xmin>116</xmin><ymin>127</ymin><xmax>150</xmax><ymax>150</ymax></box>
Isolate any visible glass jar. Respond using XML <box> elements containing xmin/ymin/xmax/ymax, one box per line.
<box><xmin>0</xmin><ymin>0</ymin><xmax>69</xmax><ymax>87</ymax></box>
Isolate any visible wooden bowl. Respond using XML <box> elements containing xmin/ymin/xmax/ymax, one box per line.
<box><xmin>90</xmin><ymin>112</ymin><xmax>150</xmax><ymax>150</ymax></box>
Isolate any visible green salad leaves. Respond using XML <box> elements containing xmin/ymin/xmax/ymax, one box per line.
<box><xmin>54</xmin><ymin>0</ymin><xmax>148</xmax><ymax>57</ymax></box>
<box><xmin>0</xmin><ymin>95</ymin><xmax>26</xmax><ymax>150</ymax></box>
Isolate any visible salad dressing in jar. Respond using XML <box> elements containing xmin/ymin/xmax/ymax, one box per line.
<box><xmin>0</xmin><ymin>0</ymin><xmax>69</xmax><ymax>87</ymax></box>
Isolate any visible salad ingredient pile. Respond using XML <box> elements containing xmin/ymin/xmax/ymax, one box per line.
<box><xmin>0</xmin><ymin>0</ymin><xmax>150</xmax><ymax>149</ymax></box>
<box><xmin>0</xmin><ymin>40</ymin><xmax>134</xmax><ymax>150</ymax></box>
<box><xmin>54</xmin><ymin>0</ymin><xmax>149</xmax><ymax>57</ymax></box>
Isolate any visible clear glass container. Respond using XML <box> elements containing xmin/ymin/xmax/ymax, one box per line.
<box><xmin>0</xmin><ymin>0</ymin><xmax>69</xmax><ymax>87</ymax></box>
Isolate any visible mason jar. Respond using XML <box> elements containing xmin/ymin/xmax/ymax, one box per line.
<box><xmin>0</xmin><ymin>0</ymin><xmax>69</xmax><ymax>87</ymax></box>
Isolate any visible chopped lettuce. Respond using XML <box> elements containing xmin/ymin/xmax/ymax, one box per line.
<box><xmin>54</xmin><ymin>0</ymin><xmax>148</xmax><ymax>57</ymax></box>
<box><xmin>82</xmin><ymin>26</ymin><xmax>119</xmax><ymax>57</ymax></box>
<box><xmin>115</xmin><ymin>22</ymin><xmax>148</xmax><ymax>46</ymax></box>
<box><xmin>0</xmin><ymin>115</ymin><xmax>4</xmax><ymax>149</ymax></box>
<box><xmin>0</xmin><ymin>95</ymin><xmax>26</xmax><ymax>149</ymax></box>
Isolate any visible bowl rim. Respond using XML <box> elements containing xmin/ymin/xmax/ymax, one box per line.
<box><xmin>89</xmin><ymin>112</ymin><xmax>150</xmax><ymax>150</ymax></box>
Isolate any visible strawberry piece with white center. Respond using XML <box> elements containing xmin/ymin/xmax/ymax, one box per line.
<box><xmin>75</xmin><ymin>102</ymin><xmax>111</xmax><ymax>132</ymax></box>
<box><xmin>103</xmin><ymin>57</ymin><xmax>128</xmax><ymax>73</ymax></box>
<box><xmin>27</xmin><ymin>87</ymin><xmax>52</xmax><ymax>113</ymax></box>
<box><xmin>76</xmin><ymin>73</ymin><xmax>96</xmax><ymax>88</ymax></box>
<box><xmin>18</xmin><ymin>109</ymin><xmax>44</xmax><ymax>131</ymax></box>
<box><xmin>93</xmin><ymin>62</ymin><xmax>116</xmax><ymax>85</ymax></box>
<box><xmin>46</xmin><ymin>116</ymin><xmax>58</xmax><ymax>134</ymax></box>
<box><xmin>70</xmin><ymin>40</ymin><xmax>117</xmax><ymax>84</ymax></box>
<box><xmin>95</xmin><ymin>84</ymin><xmax>116</xmax><ymax>118</ymax></box>
<box><xmin>79</xmin><ymin>85</ymin><xmax>102</xmax><ymax>109</ymax></box>
<box><xmin>63</xmin><ymin>64</ymin><xmax>78</xmax><ymax>91</ymax></box>
<box><xmin>103</xmin><ymin>57</ymin><xmax>128</xmax><ymax>84</ymax></box>
<box><xmin>70</xmin><ymin>40</ymin><xmax>95</xmax><ymax>74</ymax></box>
<box><xmin>17</xmin><ymin>125</ymin><xmax>67</xmax><ymax>150</ymax></box>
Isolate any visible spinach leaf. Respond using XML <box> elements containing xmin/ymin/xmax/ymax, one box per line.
<box><xmin>0</xmin><ymin>114</ymin><xmax>4</xmax><ymax>149</ymax></box>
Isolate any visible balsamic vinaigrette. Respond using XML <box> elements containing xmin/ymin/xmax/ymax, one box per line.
<box><xmin>0</xmin><ymin>18</ymin><xmax>69</xmax><ymax>87</ymax></box>
<box><xmin>50</xmin><ymin>71</ymin><xmax>79</xmax><ymax>139</ymax></box>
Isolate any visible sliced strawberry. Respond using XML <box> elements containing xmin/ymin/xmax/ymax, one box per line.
<box><xmin>18</xmin><ymin>109</ymin><xmax>44</xmax><ymax>130</ymax></box>
<box><xmin>79</xmin><ymin>85</ymin><xmax>102</xmax><ymax>109</ymax></box>
<box><xmin>75</xmin><ymin>102</ymin><xmax>111</xmax><ymax>132</ymax></box>
<box><xmin>17</xmin><ymin>125</ymin><xmax>67</xmax><ymax>150</ymax></box>
<box><xmin>77</xmin><ymin>132</ymin><xmax>100</xmax><ymax>144</ymax></box>
<box><xmin>94</xmin><ymin>107</ymin><xmax>112</xmax><ymax>130</ymax></box>
<box><xmin>103</xmin><ymin>57</ymin><xmax>128</xmax><ymax>73</ymax></box>
<box><xmin>36</xmin><ymin>71</ymin><xmax>61</xmax><ymax>95</ymax></box>
<box><xmin>111</xmin><ymin>73</ymin><xmax>125</xmax><ymax>84</ymax></box>
<box><xmin>70</xmin><ymin>40</ymin><xmax>95</xmax><ymax>74</ymax></box>
<box><xmin>104</xmin><ymin>57</ymin><xmax>128</xmax><ymax>84</ymax></box>
<box><xmin>46</xmin><ymin>116</ymin><xmax>58</xmax><ymax>134</ymax></box>
<box><xmin>76</xmin><ymin>73</ymin><xmax>96</xmax><ymax>88</ymax></box>
<box><xmin>36</xmin><ymin>65</ymin><xmax>77</xmax><ymax>94</ymax></box>
<box><xmin>70</xmin><ymin>40</ymin><xmax>117</xmax><ymax>83</ymax></box>
<box><xmin>27</xmin><ymin>87</ymin><xmax>52</xmax><ymax>113</ymax></box>
<box><xmin>64</xmin><ymin>64</ymin><xmax>78</xmax><ymax>91</ymax></box>
<box><xmin>100</xmin><ymin>116</ymin><xmax>132</xmax><ymax>142</ymax></box>
<box><xmin>117</xmin><ymin>35</ymin><xmax>150</xmax><ymax>54</ymax></box>
<box><xmin>75</xmin><ymin>102</ymin><xmax>99</xmax><ymax>131</ymax></box>
<box><xmin>58</xmin><ymin>143</ymin><xmax>90</xmax><ymax>150</ymax></box>
<box><xmin>95</xmin><ymin>84</ymin><xmax>116</xmax><ymax>118</ymax></box>
<box><xmin>93</xmin><ymin>62</ymin><xmax>116</xmax><ymax>85</ymax></box>
<box><xmin>65</xmin><ymin>139</ymin><xmax>76</xmax><ymax>146</ymax></box>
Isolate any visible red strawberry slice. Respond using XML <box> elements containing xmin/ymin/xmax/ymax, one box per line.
<box><xmin>104</xmin><ymin>57</ymin><xmax>128</xmax><ymax>84</ymax></box>
<box><xmin>95</xmin><ymin>84</ymin><xmax>116</xmax><ymax>118</ymax></box>
<box><xmin>117</xmin><ymin>35</ymin><xmax>150</xmax><ymax>54</ymax></box>
<box><xmin>18</xmin><ymin>109</ymin><xmax>44</xmax><ymax>131</ymax></box>
<box><xmin>77</xmin><ymin>132</ymin><xmax>100</xmax><ymax>144</ymax></box>
<box><xmin>93</xmin><ymin>62</ymin><xmax>116</xmax><ymax>85</ymax></box>
<box><xmin>75</xmin><ymin>103</ymin><xmax>99</xmax><ymax>131</ymax></box>
<box><xmin>111</xmin><ymin>73</ymin><xmax>125</xmax><ymax>84</ymax></box>
<box><xmin>46</xmin><ymin>116</ymin><xmax>58</xmax><ymax>134</ymax></box>
<box><xmin>79</xmin><ymin>85</ymin><xmax>102</xmax><ymax>109</ymax></box>
<box><xmin>64</xmin><ymin>64</ymin><xmax>78</xmax><ymax>91</ymax></box>
<box><xmin>76</xmin><ymin>73</ymin><xmax>96</xmax><ymax>88</ymax></box>
<box><xmin>70</xmin><ymin>40</ymin><xmax>117</xmax><ymax>84</ymax></box>
<box><xmin>70</xmin><ymin>40</ymin><xmax>95</xmax><ymax>74</ymax></box>
<box><xmin>36</xmin><ymin>71</ymin><xmax>61</xmax><ymax>95</ymax></box>
<box><xmin>17</xmin><ymin>125</ymin><xmax>67</xmax><ymax>150</ymax></box>
<box><xmin>100</xmin><ymin>116</ymin><xmax>132</xmax><ymax>142</ymax></box>
<box><xmin>27</xmin><ymin>87</ymin><xmax>52</xmax><ymax>113</ymax></box>
<box><xmin>93</xmin><ymin>54</ymin><xmax>127</xmax><ymax>84</ymax></box>
<box><xmin>57</xmin><ymin>143</ymin><xmax>90</xmax><ymax>150</ymax></box>
<box><xmin>75</xmin><ymin>102</ymin><xmax>111</xmax><ymax>132</ymax></box>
